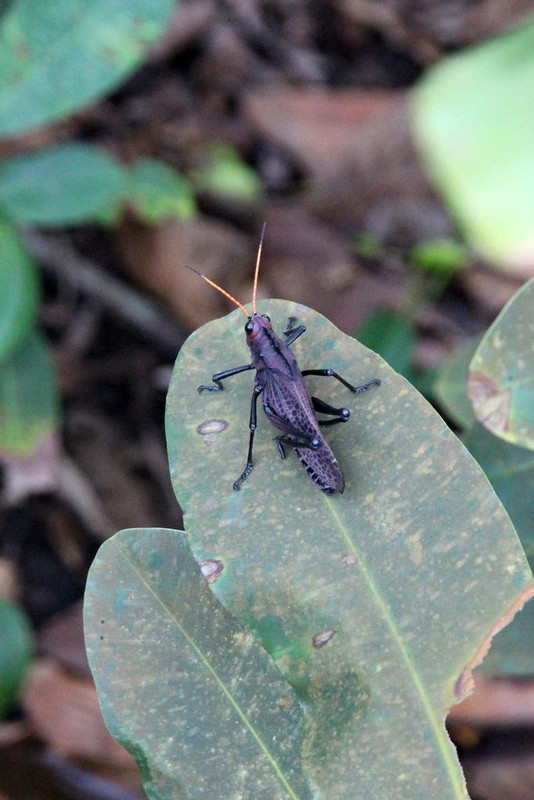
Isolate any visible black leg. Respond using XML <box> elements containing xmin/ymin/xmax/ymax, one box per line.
<box><xmin>274</xmin><ymin>432</ymin><xmax>321</xmax><ymax>451</ymax></box>
<box><xmin>283</xmin><ymin>316</ymin><xmax>298</xmax><ymax>335</ymax></box>
<box><xmin>284</xmin><ymin>317</ymin><xmax>307</xmax><ymax>347</ymax></box>
<box><xmin>311</xmin><ymin>396</ymin><xmax>350</xmax><ymax>427</ymax></box>
<box><xmin>302</xmin><ymin>369</ymin><xmax>381</xmax><ymax>394</ymax></box>
<box><xmin>233</xmin><ymin>384</ymin><xmax>263</xmax><ymax>490</ymax></box>
<box><xmin>198</xmin><ymin>363</ymin><xmax>254</xmax><ymax>392</ymax></box>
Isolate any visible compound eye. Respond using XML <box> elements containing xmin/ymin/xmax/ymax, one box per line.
<box><xmin>261</xmin><ymin>314</ymin><xmax>271</xmax><ymax>322</ymax></box>
<box><xmin>245</xmin><ymin>319</ymin><xmax>254</xmax><ymax>333</ymax></box>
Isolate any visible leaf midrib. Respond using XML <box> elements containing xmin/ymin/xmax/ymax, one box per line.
<box><xmin>326</xmin><ymin>498</ymin><xmax>466</xmax><ymax>799</ymax></box>
<box><xmin>121</xmin><ymin>542</ymin><xmax>304</xmax><ymax>800</ymax></box>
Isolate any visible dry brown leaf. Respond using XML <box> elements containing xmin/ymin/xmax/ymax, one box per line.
<box><xmin>0</xmin><ymin>559</ymin><xmax>21</xmax><ymax>604</ymax></box>
<box><xmin>450</xmin><ymin>673</ymin><xmax>534</xmax><ymax>728</ymax></box>
<box><xmin>459</xmin><ymin>266</ymin><xmax>526</xmax><ymax>315</ymax></box>
<box><xmin>114</xmin><ymin>217</ymin><xmax>253</xmax><ymax>331</ymax></box>
<box><xmin>38</xmin><ymin>603</ymin><xmax>89</xmax><ymax>676</ymax></box>
<box><xmin>262</xmin><ymin>201</ymin><xmax>405</xmax><ymax>332</ymax></box>
<box><xmin>22</xmin><ymin>659</ymin><xmax>135</xmax><ymax>768</ymax></box>
<box><xmin>2</xmin><ymin>434</ymin><xmax>60</xmax><ymax>505</ymax></box>
<box><xmin>245</xmin><ymin>88</ymin><xmax>396</xmax><ymax>178</ymax></box>
<box><xmin>336</xmin><ymin>0</ymin><xmax>534</xmax><ymax>60</ymax></box>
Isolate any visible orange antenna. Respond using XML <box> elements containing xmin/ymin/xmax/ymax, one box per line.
<box><xmin>185</xmin><ymin>266</ymin><xmax>250</xmax><ymax>318</ymax></box>
<box><xmin>252</xmin><ymin>221</ymin><xmax>266</xmax><ymax>315</ymax></box>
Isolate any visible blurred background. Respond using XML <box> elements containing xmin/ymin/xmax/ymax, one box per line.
<box><xmin>1</xmin><ymin>1</ymin><xmax>534</xmax><ymax>798</ymax></box>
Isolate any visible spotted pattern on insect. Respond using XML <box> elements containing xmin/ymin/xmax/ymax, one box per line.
<box><xmin>188</xmin><ymin>224</ymin><xmax>380</xmax><ymax>493</ymax></box>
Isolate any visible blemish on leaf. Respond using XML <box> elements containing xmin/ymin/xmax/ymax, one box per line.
<box><xmin>341</xmin><ymin>554</ymin><xmax>356</xmax><ymax>565</ymax></box>
<box><xmin>406</xmin><ymin>532</ymin><xmax>423</xmax><ymax>566</ymax></box>
<box><xmin>312</xmin><ymin>629</ymin><xmax>336</xmax><ymax>649</ymax></box>
<box><xmin>199</xmin><ymin>559</ymin><xmax>224</xmax><ymax>584</ymax></box>
<box><xmin>196</xmin><ymin>419</ymin><xmax>229</xmax><ymax>436</ymax></box>
<box><xmin>467</xmin><ymin>371</ymin><xmax>512</xmax><ymax>433</ymax></box>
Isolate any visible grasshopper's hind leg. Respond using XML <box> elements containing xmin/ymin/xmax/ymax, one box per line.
<box><xmin>311</xmin><ymin>396</ymin><xmax>350</xmax><ymax>427</ymax></box>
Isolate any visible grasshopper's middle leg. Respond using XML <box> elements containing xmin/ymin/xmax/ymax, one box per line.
<box><xmin>302</xmin><ymin>369</ymin><xmax>381</xmax><ymax>394</ymax></box>
<box><xmin>233</xmin><ymin>383</ymin><xmax>263</xmax><ymax>490</ymax></box>
<box><xmin>198</xmin><ymin>363</ymin><xmax>255</xmax><ymax>392</ymax></box>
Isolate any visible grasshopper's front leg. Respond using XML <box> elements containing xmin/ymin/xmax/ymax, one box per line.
<box><xmin>283</xmin><ymin>316</ymin><xmax>306</xmax><ymax>347</ymax></box>
<box><xmin>233</xmin><ymin>383</ymin><xmax>264</xmax><ymax>490</ymax></box>
<box><xmin>198</xmin><ymin>363</ymin><xmax>255</xmax><ymax>392</ymax></box>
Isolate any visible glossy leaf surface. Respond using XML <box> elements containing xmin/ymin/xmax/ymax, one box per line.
<box><xmin>0</xmin><ymin>221</ymin><xmax>39</xmax><ymax>363</ymax></box>
<box><xmin>433</xmin><ymin>339</ymin><xmax>478</xmax><ymax>431</ymax></box>
<box><xmin>0</xmin><ymin>144</ymin><xmax>128</xmax><ymax>226</ymax></box>
<box><xmin>127</xmin><ymin>159</ymin><xmax>197</xmax><ymax>223</ymax></box>
<box><xmin>190</xmin><ymin>144</ymin><xmax>264</xmax><ymax>201</ymax></box>
<box><xmin>356</xmin><ymin>310</ymin><xmax>415</xmax><ymax>376</ymax></box>
<box><xmin>0</xmin><ymin>329</ymin><xmax>59</xmax><ymax>456</ymax></box>
<box><xmin>464</xmin><ymin>424</ymin><xmax>534</xmax><ymax>674</ymax></box>
<box><xmin>467</xmin><ymin>277</ymin><xmax>534</xmax><ymax>449</ymax></box>
<box><xmin>84</xmin><ymin>528</ymin><xmax>312</xmax><ymax>800</ymax></box>
<box><xmin>0</xmin><ymin>0</ymin><xmax>176</xmax><ymax>136</ymax></box>
<box><xmin>413</xmin><ymin>18</ymin><xmax>534</xmax><ymax>267</ymax></box>
<box><xmin>0</xmin><ymin>598</ymin><xmax>33</xmax><ymax>718</ymax></box>
<box><xmin>167</xmin><ymin>300</ymin><xmax>533</xmax><ymax>799</ymax></box>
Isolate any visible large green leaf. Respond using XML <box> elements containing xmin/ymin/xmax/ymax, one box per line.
<box><xmin>356</xmin><ymin>310</ymin><xmax>415</xmax><ymax>377</ymax></box>
<box><xmin>432</xmin><ymin>338</ymin><xmax>478</xmax><ymax>431</ymax></box>
<box><xmin>0</xmin><ymin>144</ymin><xmax>128</xmax><ymax>225</ymax></box>
<box><xmin>467</xmin><ymin>277</ymin><xmax>534</xmax><ymax>449</ymax></box>
<box><xmin>0</xmin><ymin>0</ymin><xmax>176</xmax><ymax>136</ymax></box>
<box><xmin>84</xmin><ymin>528</ymin><xmax>313</xmax><ymax>800</ymax></box>
<box><xmin>0</xmin><ymin>220</ymin><xmax>39</xmax><ymax>362</ymax></box>
<box><xmin>464</xmin><ymin>423</ymin><xmax>534</xmax><ymax>674</ymax></box>
<box><xmin>0</xmin><ymin>598</ymin><xmax>33</xmax><ymax>718</ymax></box>
<box><xmin>166</xmin><ymin>300</ymin><xmax>533</xmax><ymax>799</ymax></box>
<box><xmin>0</xmin><ymin>329</ymin><xmax>59</xmax><ymax>456</ymax></box>
<box><xmin>127</xmin><ymin>159</ymin><xmax>197</xmax><ymax>223</ymax></box>
<box><xmin>412</xmin><ymin>18</ymin><xmax>534</xmax><ymax>267</ymax></box>
<box><xmin>189</xmin><ymin>144</ymin><xmax>264</xmax><ymax>201</ymax></box>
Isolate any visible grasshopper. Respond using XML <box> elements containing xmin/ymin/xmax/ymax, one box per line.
<box><xmin>190</xmin><ymin>225</ymin><xmax>380</xmax><ymax>494</ymax></box>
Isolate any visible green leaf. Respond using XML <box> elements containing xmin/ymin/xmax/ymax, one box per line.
<box><xmin>467</xmin><ymin>277</ymin><xmax>534</xmax><ymax>449</ymax></box>
<box><xmin>166</xmin><ymin>300</ymin><xmax>533</xmax><ymax>799</ymax></box>
<box><xmin>0</xmin><ymin>329</ymin><xmax>59</xmax><ymax>456</ymax></box>
<box><xmin>356</xmin><ymin>310</ymin><xmax>416</xmax><ymax>376</ymax></box>
<box><xmin>84</xmin><ymin>527</ymin><xmax>313</xmax><ymax>800</ymax></box>
<box><xmin>190</xmin><ymin>144</ymin><xmax>264</xmax><ymax>201</ymax></box>
<box><xmin>127</xmin><ymin>159</ymin><xmax>197</xmax><ymax>223</ymax></box>
<box><xmin>464</xmin><ymin>423</ymin><xmax>534</xmax><ymax>674</ymax></box>
<box><xmin>0</xmin><ymin>220</ymin><xmax>39</xmax><ymax>362</ymax></box>
<box><xmin>410</xmin><ymin>239</ymin><xmax>468</xmax><ymax>277</ymax></box>
<box><xmin>352</xmin><ymin>232</ymin><xmax>384</xmax><ymax>260</ymax></box>
<box><xmin>0</xmin><ymin>0</ymin><xmax>176</xmax><ymax>137</ymax></box>
<box><xmin>412</xmin><ymin>18</ymin><xmax>534</xmax><ymax>266</ymax></box>
<box><xmin>0</xmin><ymin>598</ymin><xmax>33</xmax><ymax>718</ymax></box>
<box><xmin>433</xmin><ymin>339</ymin><xmax>479</xmax><ymax>430</ymax></box>
<box><xmin>0</xmin><ymin>143</ymin><xmax>128</xmax><ymax>225</ymax></box>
